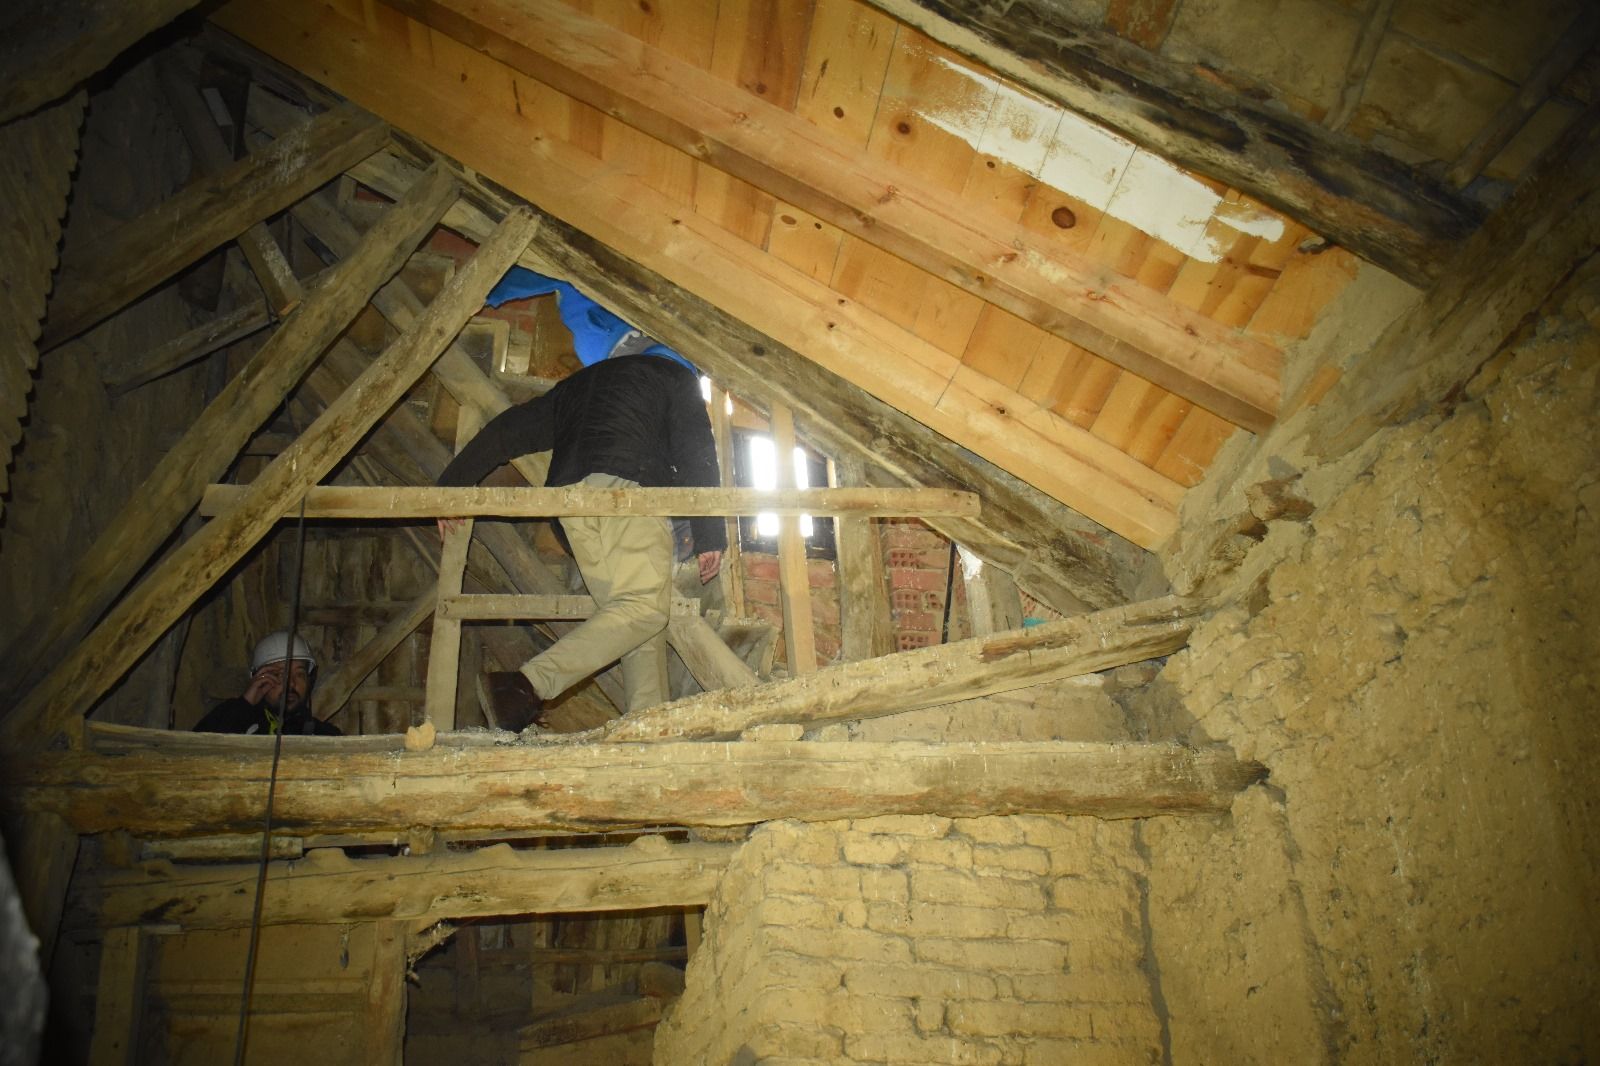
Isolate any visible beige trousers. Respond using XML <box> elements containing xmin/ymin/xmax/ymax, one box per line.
<box><xmin>520</xmin><ymin>473</ymin><xmax>673</xmax><ymax>712</ymax></box>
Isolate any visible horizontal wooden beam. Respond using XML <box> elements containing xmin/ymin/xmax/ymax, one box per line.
<box><xmin>88</xmin><ymin>838</ymin><xmax>734</xmax><ymax>930</ymax></box>
<box><xmin>199</xmin><ymin>484</ymin><xmax>980</xmax><ymax>519</ymax></box>
<box><xmin>391</xmin><ymin>0</ymin><xmax>1280</xmax><ymax>431</ymax></box>
<box><xmin>860</xmin><ymin>0</ymin><xmax>1482</xmax><ymax>287</ymax></box>
<box><xmin>7</xmin><ymin>726</ymin><xmax>1265</xmax><ymax>836</ymax></box>
<box><xmin>602</xmin><ymin>594</ymin><xmax>1201</xmax><ymax>741</ymax></box>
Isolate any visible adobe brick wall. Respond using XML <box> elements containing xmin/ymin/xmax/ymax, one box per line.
<box><xmin>655</xmin><ymin>816</ymin><xmax>1162</xmax><ymax>1065</ymax></box>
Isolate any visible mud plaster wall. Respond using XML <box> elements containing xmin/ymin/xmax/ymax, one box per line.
<box><xmin>655</xmin><ymin>815</ymin><xmax>1163</xmax><ymax>1066</ymax></box>
<box><xmin>1143</xmin><ymin>275</ymin><xmax>1600</xmax><ymax>1062</ymax></box>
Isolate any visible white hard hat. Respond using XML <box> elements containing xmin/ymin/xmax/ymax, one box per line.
<box><xmin>250</xmin><ymin>631</ymin><xmax>317</xmax><ymax>675</ymax></box>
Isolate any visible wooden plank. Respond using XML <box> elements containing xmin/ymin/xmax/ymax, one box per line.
<box><xmin>366</xmin><ymin>923</ymin><xmax>406</xmax><ymax>1066</ymax></box>
<box><xmin>1325</xmin><ymin>0</ymin><xmax>1398</xmax><ymax>132</ymax></box>
<box><xmin>521</xmin><ymin>997</ymin><xmax>665</xmax><ymax>1050</ymax></box>
<box><xmin>88</xmin><ymin>927</ymin><xmax>142</xmax><ymax>1066</ymax></box>
<box><xmin>316</xmin><ymin>591</ymin><xmax>437</xmax><ymax>722</ymax></box>
<box><xmin>857</xmin><ymin>0</ymin><xmax>1483</xmax><ymax>286</ymax></box>
<box><xmin>309</xmin><ymin>141</ymin><xmax>1144</xmax><ymax>609</ymax></box>
<box><xmin>0</xmin><ymin>0</ymin><xmax>203</xmax><ymax>123</ymax></box>
<box><xmin>665</xmin><ymin>615</ymin><xmax>761</xmax><ymax>692</ymax></box>
<box><xmin>92</xmin><ymin>840</ymin><xmax>736</xmax><ymax>929</ymax></box>
<box><xmin>0</xmin><ymin>161</ymin><xmax>456</xmax><ymax>712</ymax></box>
<box><xmin>438</xmin><ymin>594</ymin><xmax>598</xmax><ymax>621</ymax></box>
<box><xmin>5</xmin><ymin>198</ymin><xmax>540</xmax><ymax>749</ymax></box>
<box><xmin>424</xmin><ymin>518</ymin><xmax>474</xmax><ymax>731</ymax></box>
<box><xmin>39</xmin><ymin>103</ymin><xmax>385</xmax><ymax>349</ymax></box>
<box><xmin>770</xmin><ymin>406</ymin><xmax>818</xmax><ymax>673</ymax></box>
<box><xmin>380</xmin><ymin>0</ymin><xmax>1282</xmax><ymax>430</ymax></box>
<box><xmin>1311</xmin><ymin>99</ymin><xmax>1600</xmax><ymax>458</ymax></box>
<box><xmin>11</xmin><ymin>733</ymin><xmax>1266</xmax><ymax>836</ymax></box>
<box><xmin>198</xmin><ymin>484</ymin><xmax>982</xmax><ymax>519</ymax></box>
<box><xmin>959</xmin><ymin>545</ymin><xmax>1025</xmax><ymax>635</ymax></box>
<box><xmin>101</xmin><ymin>301</ymin><xmax>274</xmax><ymax>396</ymax></box>
<box><xmin>604</xmin><ymin>594</ymin><xmax>1199</xmax><ymax>741</ymax></box>
<box><xmin>833</xmin><ymin>457</ymin><xmax>894</xmax><ymax>660</ymax></box>
<box><xmin>708</xmin><ymin>384</ymin><xmax>746</xmax><ymax>617</ymax></box>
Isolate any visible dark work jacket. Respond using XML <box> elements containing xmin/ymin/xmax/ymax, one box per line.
<box><xmin>438</xmin><ymin>355</ymin><xmax>727</xmax><ymax>554</ymax></box>
<box><xmin>194</xmin><ymin>697</ymin><xmax>342</xmax><ymax>737</ymax></box>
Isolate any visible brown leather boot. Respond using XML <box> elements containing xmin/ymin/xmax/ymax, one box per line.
<box><xmin>475</xmin><ymin>671</ymin><xmax>545</xmax><ymax>732</ymax></box>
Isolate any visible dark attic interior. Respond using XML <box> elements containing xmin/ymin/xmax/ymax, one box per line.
<box><xmin>0</xmin><ymin>0</ymin><xmax>1596</xmax><ymax>1062</ymax></box>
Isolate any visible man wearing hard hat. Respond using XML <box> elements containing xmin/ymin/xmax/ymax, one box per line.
<box><xmin>193</xmin><ymin>630</ymin><xmax>342</xmax><ymax>736</ymax></box>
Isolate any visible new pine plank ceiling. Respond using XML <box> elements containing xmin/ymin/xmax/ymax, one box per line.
<box><xmin>212</xmin><ymin>0</ymin><xmax>1575</xmax><ymax>549</ymax></box>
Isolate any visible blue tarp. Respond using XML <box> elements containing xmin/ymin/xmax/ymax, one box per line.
<box><xmin>486</xmin><ymin>267</ymin><xmax>696</xmax><ymax>372</ymax></box>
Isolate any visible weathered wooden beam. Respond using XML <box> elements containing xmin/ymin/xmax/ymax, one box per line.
<box><xmin>198</xmin><ymin>484</ymin><xmax>982</xmax><ymax>519</ymax></box>
<box><xmin>771</xmin><ymin>405</ymin><xmax>818</xmax><ymax>674</ymax></box>
<box><xmin>8</xmin><ymin>730</ymin><xmax>1265</xmax><ymax>835</ymax></box>
<box><xmin>521</xmin><ymin>997</ymin><xmax>665</xmax><ymax>1050</ymax></box>
<box><xmin>39</xmin><ymin>103</ymin><xmax>385</xmax><ymax>349</ymax></box>
<box><xmin>666</xmin><ymin>615</ymin><xmax>760</xmax><ymax>693</ymax></box>
<box><xmin>858</xmin><ymin>0</ymin><xmax>1482</xmax><ymax>286</ymax></box>
<box><xmin>89</xmin><ymin>839</ymin><xmax>735</xmax><ymax>930</ymax></box>
<box><xmin>834</xmin><ymin>459</ymin><xmax>896</xmax><ymax>661</ymax></box>
<box><xmin>1324</xmin><ymin>0</ymin><xmax>1396</xmax><ymax>132</ymax></box>
<box><xmin>87</xmin><ymin>927</ymin><xmax>142</xmax><ymax>1066</ymax></box>
<box><xmin>314</xmin><ymin>591</ymin><xmax>436</xmax><ymax>722</ymax></box>
<box><xmin>101</xmin><ymin>300</ymin><xmax>274</xmax><ymax>396</ymax></box>
<box><xmin>5</xmin><ymin>195</ymin><xmax>539</xmax><ymax>749</ymax></box>
<box><xmin>0</xmin><ymin>161</ymin><xmax>456</xmax><ymax>711</ymax></box>
<box><xmin>601</xmin><ymin>594</ymin><xmax>1200</xmax><ymax>742</ymax></box>
<box><xmin>223</xmin><ymin>8</ymin><xmax>1180</xmax><ymax>550</ymax></box>
<box><xmin>1311</xmin><ymin>100</ymin><xmax>1600</xmax><ymax>458</ymax></box>
<box><xmin>960</xmin><ymin>547</ymin><xmax>1025</xmax><ymax>637</ymax></box>
<box><xmin>0</xmin><ymin>0</ymin><xmax>204</xmax><ymax>123</ymax></box>
<box><xmin>424</xmin><ymin>518</ymin><xmax>473</xmax><ymax>732</ymax></box>
<box><xmin>390</xmin><ymin>0</ymin><xmax>1282</xmax><ymax>431</ymax></box>
<box><xmin>282</xmin><ymin>128</ymin><xmax>1142</xmax><ymax>611</ymax></box>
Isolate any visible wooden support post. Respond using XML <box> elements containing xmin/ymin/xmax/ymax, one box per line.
<box><xmin>960</xmin><ymin>546</ymin><xmax>1026</xmax><ymax>637</ymax></box>
<box><xmin>834</xmin><ymin>457</ymin><xmax>894</xmax><ymax>661</ymax></box>
<box><xmin>0</xmin><ymin>162</ymin><xmax>457</xmax><ymax>712</ymax></box>
<box><xmin>367</xmin><ymin>922</ymin><xmax>407</xmax><ymax>1066</ymax></box>
<box><xmin>315</xmin><ymin>591</ymin><xmax>438</xmax><ymax>723</ymax></box>
<box><xmin>709</xmin><ymin>384</ymin><xmax>745</xmax><ymax>617</ymax></box>
<box><xmin>6</xmin><ymin>197</ymin><xmax>540</xmax><ymax>748</ymax></box>
<box><xmin>424</xmin><ymin>518</ymin><xmax>473</xmax><ymax>733</ymax></box>
<box><xmin>770</xmin><ymin>406</ymin><xmax>817</xmax><ymax>674</ymax></box>
<box><xmin>40</xmin><ymin>103</ymin><xmax>382</xmax><ymax>350</ymax></box>
<box><xmin>88</xmin><ymin>927</ymin><xmax>142</xmax><ymax>1066</ymax></box>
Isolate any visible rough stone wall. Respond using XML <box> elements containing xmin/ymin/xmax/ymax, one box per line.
<box><xmin>1144</xmin><ymin>279</ymin><xmax>1600</xmax><ymax>1062</ymax></box>
<box><xmin>655</xmin><ymin>815</ymin><xmax>1162</xmax><ymax>1065</ymax></box>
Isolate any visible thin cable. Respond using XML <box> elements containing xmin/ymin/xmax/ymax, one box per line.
<box><xmin>233</xmin><ymin>496</ymin><xmax>310</xmax><ymax>1065</ymax></box>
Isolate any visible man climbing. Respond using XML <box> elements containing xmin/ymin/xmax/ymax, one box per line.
<box><xmin>194</xmin><ymin>630</ymin><xmax>341</xmax><ymax>736</ymax></box>
<box><xmin>439</xmin><ymin>270</ymin><xmax>725</xmax><ymax>721</ymax></box>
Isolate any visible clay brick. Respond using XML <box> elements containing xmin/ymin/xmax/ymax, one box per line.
<box><xmin>867</xmin><ymin>901</ymin><xmax>1010</xmax><ymax>940</ymax></box>
<box><xmin>972</xmin><ymin>844</ymin><xmax>1051</xmax><ymax>876</ymax></box>
<box><xmin>758</xmin><ymin>821</ymin><xmax>842</xmax><ymax>864</ymax></box>
<box><xmin>913</xmin><ymin>869</ymin><xmax>1047</xmax><ymax>910</ymax></box>
<box><xmin>879</xmin><ymin>522</ymin><xmax>944</xmax><ymax>550</ymax></box>
<box><xmin>843</xmin><ymin>962</ymin><xmax>999</xmax><ymax>1001</ymax></box>
<box><xmin>845</xmin><ymin>1031</ymin><xmax>1004</xmax><ymax>1065</ymax></box>
<box><xmin>908</xmin><ymin>837</ymin><xmax>975</xmax><ymax>867</ymax></box>
<box><xmin>954</xmin><ymin>818</ymin><xmax>1027</xmax><ymax>846</ymax></box>
<box><xmin>744</xmin><ymin>578</ymin><xmax>780</xmax><ymax>606</ymax></box>
<box><xmin>750</xmin><ymin>1024</ymin><xmax>845</xmax><ymax>1061</ymax></box>
<box><xmin>891</xmin><ymin>608</ymin><xmax>941</xmax><ymax>632</ymax></box>
<box><xmin>758</xmin><ymin>896</ymin><xmax>847</xmax><ymax>931</ymax></box>
<box><xmin>841</xmin><ymin>899</ymin><xmax>868</xmax><ymax>927</ymax></box>
<box><xmin>1048</xmin><ymin>878</ymin><xmax>1141</xmax><ymax>916</ymax></box>
<box><xmin>915</xmin><ymin>996</ymin><xmax>947</xmax><ymax>1033</ymax></box>
<box><xmin>1009</xmin><ymin>971</ymin><xmax>1152</xmax><ymax>1006</ymax></box>
<box><xmin>806</xmin><ymin>558</ymin><xmax>837</xmax><ymax>586</ymax></box>
<box><xmin>946</xmin><ymin>999</ymin><xmax>1095</xmax><ymax>1039</ymax></box>
<box><xmin>1068</xmin><ymin>936</ymin><xmax>1146</xmax><ymax>972</ymax></box>
<box><xmin>859</xmin><ymin>868</ymin><xmax>910</xmax><ymax>903</ymax></box>
<box><xmin>1022</xmin><ymin>1039</ymin><xmax>1162</xmax><ymax>1065</ymax></box>
<box><xmin>757</xmin><ymin>989</ymin><xmax>913</xmax><ymax>1035</ymax></box>
<box><xmin>765</xmin><ymin>926</ymin><xmax>913</xmax><ymax>964</ymax></box>
<box><xmin>843</xmin><ymin>835</ymin><xmax>907</xmax><ymax>866</ymax></box>
<box><xmin>891</xmin><ymin>567</ymin><xmax>951</xmax><ymax>593</ymax></box>
<box><xmin>765</xmin><ymin>952</ymin><xmax>846</xmax><ymax>989</ymax></box>
<box><xmin>916</xmin><ymin>937</ymin><xmax>1070</xmax><ymax>973</ymax></box>
<box><xmin>1006</xmin><ymin>912</ymin><xmax>1092</xmax><ymax>943</ymax></box>
<box><xmin>743</xmin><ymin>554</ymin><xmax>780</xmax><ymax>581</ymax></box>
<box><xmin>853</xmin><ymin>815</ymin><xmax>953</xmax><ymax>838</ymax></box>
<box><xmin>764</xmin><ymin>862</ymin><xmax>862</xmax><ymax>900</ymax></box>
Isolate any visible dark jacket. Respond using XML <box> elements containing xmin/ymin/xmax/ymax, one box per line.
<box><xmin>438</xmin><ymin>355</ymin><xmax>727</xmax><ymax>553</ymax></box>
<box><xmin>194</xmin><ymin>697</ymin><xmax>341</xmax><ymax>736</ymax></box>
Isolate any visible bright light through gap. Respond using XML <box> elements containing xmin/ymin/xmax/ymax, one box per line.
<box><xmin>749</xmin><ymin>436</ymin><xmax>812</xmax><ymax>538</ymax></box>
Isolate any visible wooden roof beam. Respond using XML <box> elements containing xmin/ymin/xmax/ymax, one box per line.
<box><xmin>7</xmin><ymin>729</ymin><xmax>1267</xmax><ymax>836</ymax></box>
<box><xmin>88</xmin><ymin>838</ymin><xmax>736</xmax><ymax>931</ymax></box>
<box><xmin>389</xmin><ymin>0</ymin><xmax>1280</xmax><ymax>432</ymax></box>
<box><xmin>860</xmin><ymin>0</ymin><xmax>1483</xmax><ymax>287</ymax></box>
<box><xmin>215</xmin><ymin>0</ymin><xmax>1184</xmax><ymax>549</ymax></box>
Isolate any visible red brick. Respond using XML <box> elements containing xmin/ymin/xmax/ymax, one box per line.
<box><xmin>745</xmin><ymin>578</ymin><xmax>780</xmax><ymax>607</ymax></box>
<box><xmin>893</xmin><ymin>609</ymin><xmax>939</xmax><ymax>632</ymax></box>
<box><xmin>743</xmin><ymin>554</ymin><xmax>780</xmax><ymax>582</ymax></box>
<box><xmin>889</xmin><ymin>568</ymin><xmax>949</xmax><ymax>593</ymax></box>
